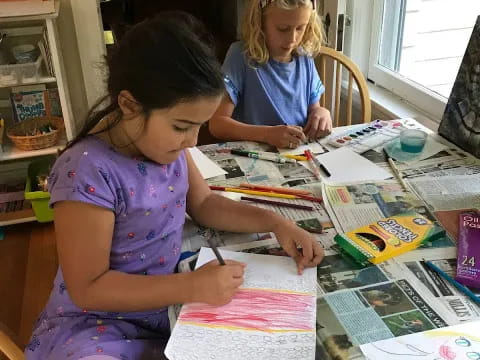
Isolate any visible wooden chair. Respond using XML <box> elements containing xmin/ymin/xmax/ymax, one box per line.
<box><xmin>315</xmin><ymin>46</ymin><xmax>372</xmax><ymax>126</ymax></box>
<box><xmin>0</xmin><ymin>322</ymin><xmax>24</xmax><ymax>360</ymax></box>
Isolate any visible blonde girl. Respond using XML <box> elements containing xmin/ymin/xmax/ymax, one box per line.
<box><xmin>210</xmin><ymin>0</ymin><xmax>332</xmax><ymax>149</ymax></box>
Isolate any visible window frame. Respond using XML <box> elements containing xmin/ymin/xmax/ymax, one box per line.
<box><xmin>363</xmin><ymin>0</ymin><xmax>448</xmax><ymax>121</ymax></box>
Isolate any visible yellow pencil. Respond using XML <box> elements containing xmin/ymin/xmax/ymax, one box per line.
<box><xmin>210</xmin><ymin>186</ymin><xmax>298</xmax><ymax>199</ymax></box>
<box><xmin>281</xmin><ymin>154</ymin><xmax>308</xmax><ymax>161</ymax></box>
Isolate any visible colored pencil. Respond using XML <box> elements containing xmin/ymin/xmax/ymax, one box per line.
<box><xmin>304</xmin><ymin>150</ymin><xmax>322</xmax><ymax>180</ymax></box>
<box><xmin>311</xmin><ymin>156</ymin><xmax>331</xmax><ymax>177</ymax></box>
<box><xmin>281</xmin><ymin>154</ymin><xmax>308</xmax><ymax>161</ymax></box>
<box><xmin>387</xmin><ymin>157</ymin><xmax>409</xmax><ymax>190</ymax></box>
<box><xmin>296</xmin><ymin>194</ymin><xmax>323</xmax><ymax>203</ymax></box>
<box><xmin>240</xmin><ymin>196</ymin><xmax>314</xmax><ymax>211</ymax></box>
<box><xmin>239</xmin><ymin>183</ymin><xmax>311</xmax><ymax>196</ymax></box>
<box><xmin>206</xmin><ymin>235</ymin><xmax>225</xmax><ymax>266</ymax></box>
<box><xmin>209</xmin><ymin>186</ymin><xmax>298</xmax><ymax>199</ymax></box>
<box><xmin>425</xmin><ymin>261</ymin><xmax>480</xmax><ymax>304</ymax></box>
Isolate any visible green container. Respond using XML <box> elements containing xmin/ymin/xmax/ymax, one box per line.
<box><xmin>24</xmin><ymin>156</ymin><xmax>55</xmax><ymax>223</ymax></box>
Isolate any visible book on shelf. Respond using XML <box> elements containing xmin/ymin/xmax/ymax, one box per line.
<box><xmin>0</xmin><ymin>183</ymin><xmax>31</xmax><ymax>214</ymax></box>
<box><xmin>10</xmin><ymin>84</ymin><xmax>47</xmax><ymax>123</ymax></box>
<box><xmin>10</xmin><ymin>84</ymin><xmax>62</xmax><ymax>123</ymax></box>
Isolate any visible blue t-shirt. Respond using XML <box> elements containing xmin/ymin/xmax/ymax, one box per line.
<box><xmin>222</xmin><ymin>41</ymin><xmax>325</xmax><ymax>127</ymax></box>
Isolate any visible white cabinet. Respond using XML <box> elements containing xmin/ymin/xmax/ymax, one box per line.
<box><xmin>0</xmin><ymin>1</ymin><xmax>76</xmax><ymax>225</ymax></box>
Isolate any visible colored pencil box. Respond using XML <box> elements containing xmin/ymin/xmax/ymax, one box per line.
<box><xmin>456</xmin><ymin>211</ymin><xmax>480</xmax><ymax>289</ymax></box>
<box><xmin>334</xmin><ymin>212</ymin><xmax>445</xmax><ymax>266</ymax></box>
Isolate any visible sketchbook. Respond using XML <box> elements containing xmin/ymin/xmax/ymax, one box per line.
<box><xmin>165</xmin><ymin>247</ymin><xmax>317</xmax><ymax>360</ymax></box>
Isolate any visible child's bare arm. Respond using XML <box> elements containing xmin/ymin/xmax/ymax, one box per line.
<box><xmin>185</xmin><ymin>152</ymin><xmax>324</xmax><ymax>273</ymax></box>
<box><xmin>209</xmin><ymin>95</ymin><xmax>305</xmax><ymax>148</ymax></box>
<box><xmin>54</xmin><ymin>201</ymin><xmax>244</xmax><ymax>310</ymax></box>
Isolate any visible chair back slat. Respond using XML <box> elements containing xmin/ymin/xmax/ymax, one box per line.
<box><xmin>0</xmin><ymin>323</ymin><xmax>24</xmax><ymax>360</ymax></box>
<box><xmin>319</xmin><ymin>56</ymin><xmax>326</xmax><ymax>107</ymax></box>
<box><xmin>347</xmin><ymin>72</ymin><xmax>353</xmax><ymax>126</ymax></box>
<box><xmin>315</xmin><ymin>47</ymin><xmax>371</xmax><ymax>125</ymax></box>
<box><xmin>334</xmin><ymin>61</ymin><xmax>342</xmax><ymax>127</ymax></box>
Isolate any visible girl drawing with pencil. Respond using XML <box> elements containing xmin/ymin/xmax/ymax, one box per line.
<box><xmin>209</xmin><ymin>0</ymin><xmax>332</xmax><ymax>149</ymax></box>
<box><xmin>25</xmin><ymin>13</ymin><xmax>323</xmax><ymax>360</ymax></box>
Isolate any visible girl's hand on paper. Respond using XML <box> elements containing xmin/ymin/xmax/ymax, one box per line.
<box><xmin>304</xmin><ymin>106</ymin><xmax>332</xmax><ymax>140</ymax></box>
<box><xmin>273</xmin><ymin>220</ymin><xmax>324</xmax><ymax>274</ymax></box>
<box><xmin>192</xmin><ymin>259</ymin><xmax>246</xmax><ymax>305</ymax></box>
<box><xmin>264</xmin><ymin>125</ymin><xmax>306</xmax><ymax>148</ymax></box>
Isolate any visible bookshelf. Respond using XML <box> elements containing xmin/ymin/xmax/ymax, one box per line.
<box><xmin>0</xmin><ymin>140</ymin><xmax>65</xmax><ymax>162</ymax></box>
<box><xmin>0</xmin><ymin>75</ymin><xmax>56</xmax><ymax>90</ymax></box>
<box><xmin>0</xmin><ymin>1</ymin><xmax>75</xmax><ymax>226</ymax></box>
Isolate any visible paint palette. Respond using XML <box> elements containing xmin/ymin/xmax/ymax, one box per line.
<box><xmin>327</xmin><ymin>119</ymin><xmax>406</xmax><ymax>153</ymax></box>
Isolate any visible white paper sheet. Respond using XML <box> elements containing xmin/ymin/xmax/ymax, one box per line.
<box><xmin>300</xmin><ymin>147</ymin><xmax>391</xmax><ymax>184</ymax></box>
<box><xmin>360</xmin><ymin>320</ymin><xmax>480</xmax><ymax>360</ymax></box>
<box><xmin>165</xmin><ymin>248</ymin><xmax>317</xmax><ymax>360</ymax></box>
<box><xmin>188</xmin><ymin>147</ymin><xmax>227</xmax><ymax>179</ymax></box>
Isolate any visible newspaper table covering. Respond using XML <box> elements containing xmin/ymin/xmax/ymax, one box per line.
<box><xmin>170</xmin><ymin>133</ymin><xmax>478</xmax><ymax>360</ymax></box>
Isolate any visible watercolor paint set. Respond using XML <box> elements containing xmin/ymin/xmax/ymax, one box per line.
<box><xmin>327</xmin><ymin>119</ymin><xmax>406</xmax><ymax>153</ymax></box>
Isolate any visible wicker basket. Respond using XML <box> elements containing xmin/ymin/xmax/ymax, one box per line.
<box><xmin>7</xmin><ymin>116</ymin><xmax>64</xmax><ymax>151</ymax></box>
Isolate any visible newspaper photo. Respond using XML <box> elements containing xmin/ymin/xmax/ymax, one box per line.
<box><xmin>316</xmin><ymin>277</ymin><xmax>457</xmax><ymax>359</ymax></box>
<box><xmin>322</xmin><ymin>180</ymin><xmax>435</xmax><ymax>233</ymax></box>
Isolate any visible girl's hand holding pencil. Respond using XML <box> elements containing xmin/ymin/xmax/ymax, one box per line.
<box><xmin>264</xmin><ymin>124</ymin><xmax>306</xmax><ymax>149</ymax></box>
<box><xmin>191</xmin><ymin>260</ymin><xmax>246</xmax><ymax>306</ymax></box>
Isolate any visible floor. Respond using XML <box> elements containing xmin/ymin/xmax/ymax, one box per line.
<box><xmin>0</xmin><ymin>222</ymin><xmax>57</xmax><ymax>350</ymax></box>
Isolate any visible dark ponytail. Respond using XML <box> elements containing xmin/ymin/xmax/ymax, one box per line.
<box><xmin>64</xmin><ymin>11</ymin><xmax>225</xmax><ymax>151</ymax></box>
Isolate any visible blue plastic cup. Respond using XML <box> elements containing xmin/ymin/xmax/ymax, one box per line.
<box><xmin>400</xmin><ymin>129</ymin><xmax>427</xmax><ymax>153</ymax></box>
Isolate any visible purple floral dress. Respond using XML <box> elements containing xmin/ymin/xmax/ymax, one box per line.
<box><xmin>25</xmin><ymin>136</ymin><xmax>189</xmax><ymax>360</ymax></box>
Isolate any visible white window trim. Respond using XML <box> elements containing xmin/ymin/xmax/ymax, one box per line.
<box><xmin>346</xmin><ymin>0</ymin><xmax>447</xmax><ymax>123</ymax></box>
<box><xmin>367</xmin><ymin>82</ymin><xmax>440</xmax><ymax>131</ymax></box>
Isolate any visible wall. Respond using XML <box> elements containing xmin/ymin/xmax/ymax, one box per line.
<box><xmin>57</xmin><ymin>0</ymin><xmax>106</xmax><ymax>132</ymax></box>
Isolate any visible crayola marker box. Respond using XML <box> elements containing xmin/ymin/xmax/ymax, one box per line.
<box><xmin>334</xmin><ymin>212</ymin><xmax>445</xmax><ymax>266</ymax></box>
<box><xmin>456</xmin><ymin>211</ymin><xmax>480</xmax><ymax>289</ymax></box>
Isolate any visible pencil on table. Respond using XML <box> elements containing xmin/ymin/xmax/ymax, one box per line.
<box><xmin>387</xmin><ymin>157</ymin><xmax>409</xmax><ymax>190</ymax></box>
<box><xmin>304</xmin><ymin>150</ymin><xmax>322</xmax><ymax>180</ymax></box>
<box><xmin>281</xmin><ymin>154</ymin><xmax>308</xmax><ymax>161</ymax></box>
<box><xmin>239</xmin><ymin>183</ymin><xmax>311</xmax><ymax>196</ymax></box>
<box><xmin>240</xmin><ymin>196</ymin><xmax>314</xmax><ymax>211</ymax></box>
<box><xmin>209</xmin><ymin>186</ymin><xmax>298</xmax><ymax>199</ymax></box>
<box><xmin>296</xmin><ymin>194</ymin><xmax>323</xmax><ymax>203</ymax></box>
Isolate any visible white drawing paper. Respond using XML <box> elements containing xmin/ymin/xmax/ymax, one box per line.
<box><xmin>360</xmin><ymin>320</ymin><xmax>480</xmax><ymax>360</ymax></box>
<box><xmin>165</xmin><ymin>248</ymin><xmax>317</xmax><ymax>360</ymax></box>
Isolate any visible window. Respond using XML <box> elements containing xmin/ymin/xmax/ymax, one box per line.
<box><xmin>367</xmin><ymin>0</ymin><xmax>480</xmax><ymax>120</ymax></box>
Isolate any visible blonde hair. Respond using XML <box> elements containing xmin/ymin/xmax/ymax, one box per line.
<box><xmin>241</xmin><ymin>0</ymin><xmax>324</xmax><ymax>64</ymax></box>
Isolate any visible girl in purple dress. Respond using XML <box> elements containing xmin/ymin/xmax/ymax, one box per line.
<box><xmin>25</xmin><ymin>12</ymin><xmax>324</xmax><ymax>360</ymax></box>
